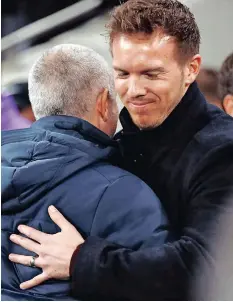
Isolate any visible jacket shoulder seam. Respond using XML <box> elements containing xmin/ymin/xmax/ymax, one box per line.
<box><xmin>90</xmin><ymin>167</ymin><xmax>129</xmax><ymax>184</ymax></box>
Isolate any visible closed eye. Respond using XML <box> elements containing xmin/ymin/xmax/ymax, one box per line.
<box><xmin>115</xmin><ymin>71</ymin><xmax>129</xmax><ymax>79</ymax></box>
<box><xmin>144</xmin><ymin>73</ymin><xmax>159</xmax><ymax>79</ymax></box>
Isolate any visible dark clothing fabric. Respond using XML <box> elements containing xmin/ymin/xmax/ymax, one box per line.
<box><xmin>1</xmin><ymin>116</ymin><xmax>170</xmax><ymax>301</ymax></box>
<box><xmin>70</xmin><ymin>82</ymin><xmax>233</xmax><ymax>300</ymax></box>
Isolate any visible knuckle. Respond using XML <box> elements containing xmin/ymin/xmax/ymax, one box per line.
<box><xmin>17</xmin><ymin>236</ymin><xmax>25</xmax><ymax>243</ymax></box>
<box><xmin>38</xmin><ymin>245</ymin><xmax>47</xmax><ymax>256</ymax></box>
<box><xmin>38</xmin><ymin>257</ymin><xmax>46</xmax><ymax>268</ymax></box>
<box><xmin>39</xmin><ymin>251</ymin><xmax>46</xmax><ymax>258</ymax></box>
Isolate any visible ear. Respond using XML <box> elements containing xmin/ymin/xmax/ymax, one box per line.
<box><xmin>185</xmin><ymin>54</ymin><xmax>202</xmax><ymax>86</ymax></box>
<box><xmin>223</xmin><ymin>94</ymin><xmax>233</xmax><ymax>117</ymax></box>
<box><xmin>96</xmin><ymin>88</ymin><xmax>109</xmax><ymax>122</ymax></box>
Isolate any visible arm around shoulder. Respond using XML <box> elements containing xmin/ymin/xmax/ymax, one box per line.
<box><xmin>71</xmin><ymin>144</ymin><xmax>233</xmax><ymax>300</ymax></box>
<box><xmin>90</xmin><ymin>174</ymin><xmax>171</xmax><ymax>249</ymax></box>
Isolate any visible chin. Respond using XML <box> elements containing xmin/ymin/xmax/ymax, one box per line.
<box><xmin>134</xmin><ymin>121</ymin><xmax>159</xmax><ymax>130</ymax></box>
<box><xmin>133</xmin><ymin>116</ymin><xmax>163</xmax><ymax>130</ymax></box>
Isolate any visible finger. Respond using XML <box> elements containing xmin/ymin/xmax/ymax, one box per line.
<box><xmin>48</xmin><ymin>205</ymin><xmax>74</xmax><ymax>231</ymax></box>
<box><xmin>9</xmin><ymin>254</ymin><xmax>42</xmax><ymax>268</ymax></box>
<box><xmin>20</xmin><ymin>272</ymin><xmax>49</xmax><ymax>290</ymax></box>
<box><xmin>17</xmin><ymin>225</ymin><xmax>49</xmax><ymax>244</ymax></box>
<box><xmin>9</xmin><ymin>234</ymin><xmax>41</xmax><ymax>254</ymax></box>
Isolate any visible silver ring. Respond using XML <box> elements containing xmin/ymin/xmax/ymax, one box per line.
<box><xmin>30</xmin><ymin>255</ymin><xmax>38</xmax><ymax>268</ymax></box>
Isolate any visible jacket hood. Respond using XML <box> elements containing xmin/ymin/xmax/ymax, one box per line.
<box><xmin>2</xmin><ymin>116</ymin><xmax>118</xmax><ymax>213</ymax></box>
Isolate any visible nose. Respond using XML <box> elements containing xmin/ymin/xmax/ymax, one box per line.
<box><xmin>127</xmin><ymin>77</ymin><xmax>146</xmax><ymax>99</ymax></box>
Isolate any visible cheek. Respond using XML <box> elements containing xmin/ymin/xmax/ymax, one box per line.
<box><xmin>156</xmin><ymin>78</ymin><xmax>177</xmax><ymax>95</ymax></box>
<box><xmin>114</xmin><ymin>79</ymin><xmax>127</xmax><ymax>98</ymax></box>
<box><xmin>149</xmin><ymin>81</ymin><xmax>171</xmax><ymax>100</ymax></box>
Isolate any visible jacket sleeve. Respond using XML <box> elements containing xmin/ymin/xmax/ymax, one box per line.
<box><xmin>70</xmin><ymin>144</ymin><xmax>233</xmax><ymax>300</ymax></box>
<box><xmin>89</xmin><ymin>175</ymin><xmax>172</xmax><ymax>250</ymax></box>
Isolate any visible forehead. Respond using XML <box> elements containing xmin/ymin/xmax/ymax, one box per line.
<box><xmin>112</xmin><ymin>32</ymin><xmax>178</xmax><ymax>70</ymax></box>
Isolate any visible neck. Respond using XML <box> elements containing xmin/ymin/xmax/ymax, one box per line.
<box><xmin>83</xmin><ymin>115</ymin><xmax>112</xmax><ymax>137</ymax></box>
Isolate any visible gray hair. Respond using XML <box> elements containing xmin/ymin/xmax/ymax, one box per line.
<box><xmin>28</xmin><ymin>44</ymin><xmax>115</xmax><ymax>119</ymax></box>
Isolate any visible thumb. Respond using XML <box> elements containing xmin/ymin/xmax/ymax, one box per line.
<box><xmin>48</xmin><ymin>205</ymin><xmax>74</xmax><ymax>231</ymax></box>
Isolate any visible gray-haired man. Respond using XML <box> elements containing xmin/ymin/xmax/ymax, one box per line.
<box><xmin>2</xmin><ymin>44</ymin><xmax>170</xmax><ymax>300</ymax></box>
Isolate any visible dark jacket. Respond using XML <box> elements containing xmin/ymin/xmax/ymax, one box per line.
<box><xmin>1</xmin><ymin>116</ymin><xmax>170</xmax><ymax>301</ymax></box>
<box><xmin>70</xmin><ymin>82</ymin><xmax>233</xmax><ymax>300</ymax></box>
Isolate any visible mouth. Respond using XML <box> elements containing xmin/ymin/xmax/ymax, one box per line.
<box><xmin>127</xmin><ymin>100</ymin><xmax>154</xmax><ymax>113</ymax></box>
<box><xmin>127</xmin><ymin>100</ymin><xmax>154</xmax><ymax>108</ymax></box>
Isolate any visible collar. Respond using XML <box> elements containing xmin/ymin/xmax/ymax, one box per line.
<box><xmin>32</xmin><ymin>115</ymin><xmax>117</xmax><ymax>148</ymax></box>
<box><xmin>119</xmin><ymin>81</ymin><xmax>209</xmax><ymax>142</ymax></box>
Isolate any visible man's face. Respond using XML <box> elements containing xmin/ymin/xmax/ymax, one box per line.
<box><xmin>112</xmin><ymin>32</ymin><xmax>188</xmax><ymax>129</ymax></box>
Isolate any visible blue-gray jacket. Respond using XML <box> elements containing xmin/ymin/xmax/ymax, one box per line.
<box><xmin>1</xmin><ymin>116</ymin><xmax>170</xmax><ymax>301</ymax></box>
